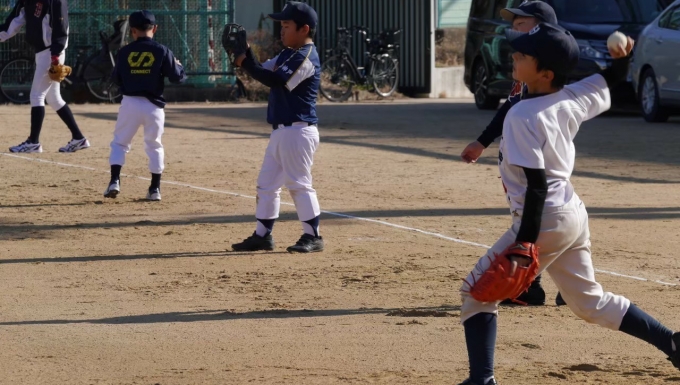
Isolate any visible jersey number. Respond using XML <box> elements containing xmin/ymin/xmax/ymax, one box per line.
<box><xmin>128</xmin><ymin>52</ymin><xmax>156</xmax><ymax>68</ymax></box>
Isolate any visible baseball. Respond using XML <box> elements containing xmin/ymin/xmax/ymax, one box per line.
<box><xmin>607</xmin><ymin>31</ymin><xmax>627</xmax><ymax>52</ymax></box>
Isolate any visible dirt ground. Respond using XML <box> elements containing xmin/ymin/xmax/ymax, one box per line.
<box><xmin>1</xmin><ymin>100</ymin><xmax>680</xmax><ymax>384</ymax></box>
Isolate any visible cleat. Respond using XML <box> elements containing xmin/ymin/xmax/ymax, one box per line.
<box><xmin>501</xmin><ymin>282</ymin><xmax>546</xmax><ymax>306</ymax></box>
<box><xmin>555</xmin><ymin>292</ymin><xmax>566</xmax><ymax>306</ymax></box>
<box><xmin>146</xmin><ymin>187</ymin><xmax>161</xmax><ymax>201</ymax></box>
<box><xmin>286</xmin><ymin>233</ymin><xmax>324</xmax><ymax>253</ymax></box>
<box><xmin>59</xmin><ymin>138</ymin><xmax>90</xmax><ymax>153</ymax></box>
<box><xmin>668</xmin><ymin>332</ymin><xmax>680</xmax><ymax>370</ymax></box>
<box><xmin>232</xmin><ymin>232</ymin><xmax>275</xmax><ymax>251</ymax></box>
<box><xmin>9</xmin><ymin>139</ymin><xmax>42</xmax><ymax>153</ymax></box>
<box><xmin>104</xmin><ymin>180</ymin><xmax>120</xmax><ymax>198</ymax></box>
<box><xmin>458</xmin><ymin>378</ymin><xmax>498</xmax><ymax>385</ymax></box>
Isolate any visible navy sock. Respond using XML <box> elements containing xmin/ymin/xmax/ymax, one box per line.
<box><xmin>619</xmin><ymin>303</ymin><xmax>674</xmax><ymax>356</ymax></box>
<box><xmin>302</xmin><ymin>216</ymin><xmax>320</xmax><ymax>237</ymax></box>
<box><xmin>532</xmin><ymin>273</ymin><xmax>542</xmax><ymax>286</ymax></box>
<box><xmin>256</xmin><ymin>218</ymin><xmax>275</xmax><ymax>236</ymax></box>
<box><xmin>56</xmin><ymin>105</ymin><xmax>84</xmax><ymax>140</ymax></box>
<box><xmin>464</xmin><ymin>312</ymin><xmax>497</xmax><ymax>384</ymax></box>
<box><xmin>29</xmin><ymin>106</ymin><xmax>45</xmax><ymax>143</ymax></box>
<box><xmin>110</xmin><ymin>165</ymin><xmax>122</xmax><ymax>182</ymax></box>
<box><xmin>150</xmin><ymin>173</ymin><xmax>161</xmax><ymax>190</ymax></box>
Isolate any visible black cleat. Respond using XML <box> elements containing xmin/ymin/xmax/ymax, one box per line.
<box><xmin>555</xmin><ymin>292</ymin><xmax>567</xmax><ymax>306</ymax></box>
<box><xmin>231</xmin><ymin>232</ymin><xmax>275</xmax><ymax>251</ymax></box>
<box><xmin>669</xmin><ymin>332</ymin><xmax>680</xmax><ymax>370</ymax></box>
<box><xmin>458</xmin><ymin>378</ymin><xmax>498</xmax><ymax>385</ymax></box>
<box><xmin>500</xmin><ymin>282</ymin><xmax>546</xmax><ymax>306</ymax></box>
<box><xmin>286</xmin><ymin>233</ymin><xmax>324</xmax><ymax>253</ymax></box>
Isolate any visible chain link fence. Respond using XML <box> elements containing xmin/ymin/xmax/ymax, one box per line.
<box><xmin>0</xmin><ymin>0</ymin><xmax>235</xmax><ymax>86</ymax></box>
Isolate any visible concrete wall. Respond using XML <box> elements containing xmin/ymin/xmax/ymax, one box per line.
<box><xmin>430</xmin><ymin>66</ymin><xmax>473</xmax><ymax>99</ymax></box>
<box><xmin>234</xmin><ymin>0</ymin><xmax>274</xmax><ymax>32</ymax></box>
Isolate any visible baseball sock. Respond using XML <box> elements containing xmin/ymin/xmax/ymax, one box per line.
<box><xmin>29</xmin><ymin>106</ymin><xmax>45</xmax><ymax>143</ymax></box>
<box><xmin>619</xmin><ymin>303</ymin><xmax>674</xmax><ymax>356</ymax></box>
<box><xmin>302</xmin><ymin>216</ymin><xmax>320</xmax><ymax>237</ymax></box>
<box><xmin>532</xmin><ymin>274</ymin><xmax>542</xmax><ymax>286</ymax></box>
<box><xmin>150</xmin><ymin>173</ymin><xmax>161</xmax><ymax>190</ymax></box>
<box><xmin>56</xmin><ymin>105</ymin><xmax>85</xmax><ymax>140</ymax></box>
<box><xmin>110</xmin><ymin>165</ymin><xmax>122</xmax><ymax>183</ymax></box>
<box><xmin>464</xmin><ymin>312</ymin><xmax>497</xmax><ymax>384</ymax></box>
<box><xmin>256</xmin><ymin>219</ymin><xmax>275</xmax><ymax>236</ymax></box>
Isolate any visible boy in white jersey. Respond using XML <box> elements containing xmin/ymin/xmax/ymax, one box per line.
<box><xmin>457</xmin><ymin>23</ymin><xmax>680</xmax><ymax>385</ymax></box>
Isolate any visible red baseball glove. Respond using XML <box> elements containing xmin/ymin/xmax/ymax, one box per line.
<box><xmin>464</xmin><ymin>242</ymin><xmax>540</xmax><ymax>304</ymax></box>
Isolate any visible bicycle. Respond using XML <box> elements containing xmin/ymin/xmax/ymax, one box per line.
<box><xmin>320</xmin><ymin>26</ymin><xmax>401</xmax><ymax>102</ymax></box>
<box><xmin>0</xmin><ymin>20</ymin><xmax>127</xmax><ymax>104</ymax></box>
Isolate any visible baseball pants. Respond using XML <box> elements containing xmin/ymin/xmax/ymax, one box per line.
<box><xmin>109</xmin><ymin>96</ymin><xmax>165</xmax><ymax>174</ymax></box>
<box><xmin>256</xmin><ymin>123</ymin><xmax>320</xmax><ymax>223</ymax></box>
<box><xmin>31</xmin><ymin>49</ymin><xmax>66</xmax><ymax>110</ymax></box>
<box><xmin>460</xmin><ymin>194</ymin><xmax>631</xmax><ymax>331</ymax></box>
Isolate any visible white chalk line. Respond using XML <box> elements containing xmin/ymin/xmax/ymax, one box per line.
<box><xmin>2</xmin><ymin>152</ymin><xmax>677</xmax><ymax>286</ymax></box>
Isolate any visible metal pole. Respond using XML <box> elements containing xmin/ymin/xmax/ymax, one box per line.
<box><xmin>182</xmin><ymin>0</ymin><xmax>188</xmax><ymax>67</ymax></box>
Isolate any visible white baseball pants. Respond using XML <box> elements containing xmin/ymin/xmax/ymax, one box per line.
<box><xmin>109</xmin><ymin>96</ymin><xmax>165</xmax><ymax>174</ymax></box>
<box><xmin>460</xmin><ymin>194</ymin><xmax>631</xmax><ymax>331</ymax></box>
<box><xmin>256</xmin><ymin>123</ymin><xmax>320</xmax><ymax>222</ymax></box>
<box><xmin>31</xmin><ymin>49</ymin><xmax>66</xmax><ymax>110</ymax></box>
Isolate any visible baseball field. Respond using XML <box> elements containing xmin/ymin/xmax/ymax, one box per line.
<box><xmin>1</xmin><ymin>100</ymin><xmax>679</xmax><ymax>384</ymax></box>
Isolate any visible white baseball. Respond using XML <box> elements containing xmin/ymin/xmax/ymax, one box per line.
<box><xmin>607</xmin><ymin>31</ymin><xmax>627</xmax><ymax>52</ymax></box>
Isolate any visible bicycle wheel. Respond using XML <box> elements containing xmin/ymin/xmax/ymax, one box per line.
<box><xmin>0</xmin><ymin>57</ymin><xmax>35</xmax><ymax>104</ymax></box>
<box><xmin>82</xmin><ymin>53</ymin><xmax>121</xmax><ymax>102</ymax></box>
<box><xmin>319</xmin><ymin>55</ymin><xmax>354</xmax><ymax>102</ymax></box>
<box><xmin>371</xmin><ymin>55</ymin><xmax>398</xmax><ymax>98</ymax></box>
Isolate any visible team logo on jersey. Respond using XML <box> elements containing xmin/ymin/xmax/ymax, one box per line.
<box><xmin>529</xmin><ymin>25</ymin><xmax>540</xmax><ymax>35</ymax></box>
<box><xmin>127</xmin><ymin>52</ymin><xmax>156</xmax><ymax>74</ymax></box>
<box><xmin>34</xmin><ymin>2</ymin><xmax>43</xmax><ymax>17</ymax></box>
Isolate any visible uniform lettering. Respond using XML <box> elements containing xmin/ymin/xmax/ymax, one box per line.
<box><xmin>130</xmin><ymin>69</ymin><xmax>152</xmax><ymax>74</ymax></box>
<box><xmin>127</xmin><ymin>52</ymin><xmax>156</xmax><ymax>68</ymax></box>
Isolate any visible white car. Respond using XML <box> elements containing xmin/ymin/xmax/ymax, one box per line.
<box><xmin>632</xmin><ymin>0</ymin><xmax>680</xmax><ymax>122</ymax></box>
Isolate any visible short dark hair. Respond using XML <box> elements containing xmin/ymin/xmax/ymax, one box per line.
<box><xmin>132</xmin><ymin>24</ymin><xmax>154</xmax><ymax>32</ymax></box>
<box><xmin>294</xmin><ymin>21</ymin><xmax>315</xmax><ymax>38</ymax></box>
<box><xmin>536</xmin><ymin>56</ymin><xmax>568</xmax><ymax>89</ymax></box>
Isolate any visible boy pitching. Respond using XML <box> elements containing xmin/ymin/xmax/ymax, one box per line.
<box><xmin>229</xmin><ymin>1</ymin><xmax>323</xmax><ymax>253</ymax></box>
<box><xmin>104</xmin><ymin>10</ymin><xmax>187</xmax><ymax>201</ymax></box>
<box><xmin>0</xmin><ymin>0</ymin><xmax>90</xmax><ymax>153</ymax></box>
<box><xmin>461</xmin><ymin>0</ymin><xmax>562</xmax><ymax>307</ymax></box>
<box><xmin>458</xmin><ymin>24</ymin><xmax>680</xmax><ymax>385</ymax></box>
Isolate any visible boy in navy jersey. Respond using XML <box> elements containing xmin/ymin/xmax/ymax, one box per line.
<box><xmin>231</xmin><ymin>1</ymin><xmax>324</xmax><ymax>253</ymax></box>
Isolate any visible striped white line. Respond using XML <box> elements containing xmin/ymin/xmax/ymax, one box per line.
<box><xmin>2</xmin><ymin>152</ymin><xmax>676</xmax><ymax>286</ymax></box>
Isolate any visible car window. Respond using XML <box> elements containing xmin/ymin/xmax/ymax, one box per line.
<box><xmin>545</xmin><ymin>0</ymin><xmax>663</xmax><ymax>24</ymax></box>
<box><xmin>661</xmin><ymin>7</ymin><xmax>680</xmax><ymax>30</ymax></box>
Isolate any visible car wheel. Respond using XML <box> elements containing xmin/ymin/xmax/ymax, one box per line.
<box><xmin>639</xmin><ymin>68</ymin><xmax>670</xmax><ymax>123</ymax></box>
<box><xmin>473</xmin><ymin>60</ymin><xmax>500</xmax><ymax>110</ymax></box>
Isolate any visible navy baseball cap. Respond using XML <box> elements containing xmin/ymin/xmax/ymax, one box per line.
<box><xmin>129</xmin><ymin>10</ymin><xmax>156</xmax><ymax>29</ymax></box>
<box><xmin>501</xmin><ymin>1</ymin><xmax>557</xmax><ymax>25</ymax></box>
<box><xmin>505</xmin><ymin>23</ymin><xmax>579</xmax><ymax>76</ymax></box>
<box><xmin>269</xmin><ymin>1</ymin><xmax>318</xmax><ymax>29</ymax></box>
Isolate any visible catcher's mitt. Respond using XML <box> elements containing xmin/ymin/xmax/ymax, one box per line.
<box><xmin>464</xmin><ymin>242</ymin><xmax>540</xmax><ymax>304</ymax></box>
<box><xmin>48</xmin><ymin>63</ymin><xmax>72</xmax><ymax>82</ymax></box>
<box><xmin>221</xmin><ymin>23</ymin><xmax>248</xmax><ymax>66</ymax></box>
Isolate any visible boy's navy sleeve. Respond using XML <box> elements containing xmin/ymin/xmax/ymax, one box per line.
<box><xmin>241</xmin><ymin>54</ymin><xmax>287</xmax><ymax>88</ymax></box>
<box><xmin>600</xmin><ymin>56</ymin><xmax>631</xmax><ymax>89</ymax></box>
<box><xmin>516</xmin><ymin>167</ymin><xmax>547</xmax><ymax>243</ymax></box>
<box><xmin>477</xmin><ymin>99</ymin><xmax>513</xmax><ymax>147</ymax></box>
<box><xmin>50</xmin><ymin>0</ymin><xmax>69</xmax><ymax>56</ymax></box>
<box><xmin>162</xmin><ymin>48</ymin><xmax>187</xmax><ymax>84</ymax></box>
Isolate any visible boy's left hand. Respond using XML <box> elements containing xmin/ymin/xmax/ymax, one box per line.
<box><xmin>609</xmin><ymin>36</ymin><xmax>634</xmax><ymax>59</ymax></box>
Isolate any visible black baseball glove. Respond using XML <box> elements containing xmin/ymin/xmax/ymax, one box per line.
<box><xmin>222</xmin><ymin>23</ymin><xmax>248</xmax><ymax>66</ymax></box>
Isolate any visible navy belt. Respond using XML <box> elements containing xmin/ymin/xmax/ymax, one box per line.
<box><xmin>272</xmin><ymin>122</ymin><xmax>314</xmax><ymax>130</ymax></box>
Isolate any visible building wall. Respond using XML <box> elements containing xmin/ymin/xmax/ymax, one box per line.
<box><xmin>438</xmin><ymin>0</ymin><xmax>472</xmax><ymax>28</ymax></box>
<box><xmin>234</xmin><ymin>0</ymin><xmax>274</xmax><ymax>32</ymax></box>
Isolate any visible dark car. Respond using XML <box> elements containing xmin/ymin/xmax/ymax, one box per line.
<box><xmin>464</xmin><ymin>0</ymin><xmax>669</xmax><ymax>110</ymax></box>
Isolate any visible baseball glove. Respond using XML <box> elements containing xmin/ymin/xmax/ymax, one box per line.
<box><xmin>464</xmin><ymin>242</ymin><xmax>540</xmax><ymax>304</ymax></box>
<box><xmin>48</xmin><ymin>63</ymin><xmax>72</xmax><ymax>82</ymax></box>
<box><xmin>221</xmin><ymin>23</ymin><xmax>248</xmax><ymax>66</ymax></box>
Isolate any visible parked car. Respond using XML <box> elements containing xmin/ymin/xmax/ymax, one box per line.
<box><xmin>464</xmin><ymin>0</ymin><xmax>668</xmax><ymax>110</ymax></box>
<box><xmin>631</xmin><ymin>0</ymin><xmax>680</xmax><ymax>122</ymax></box>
